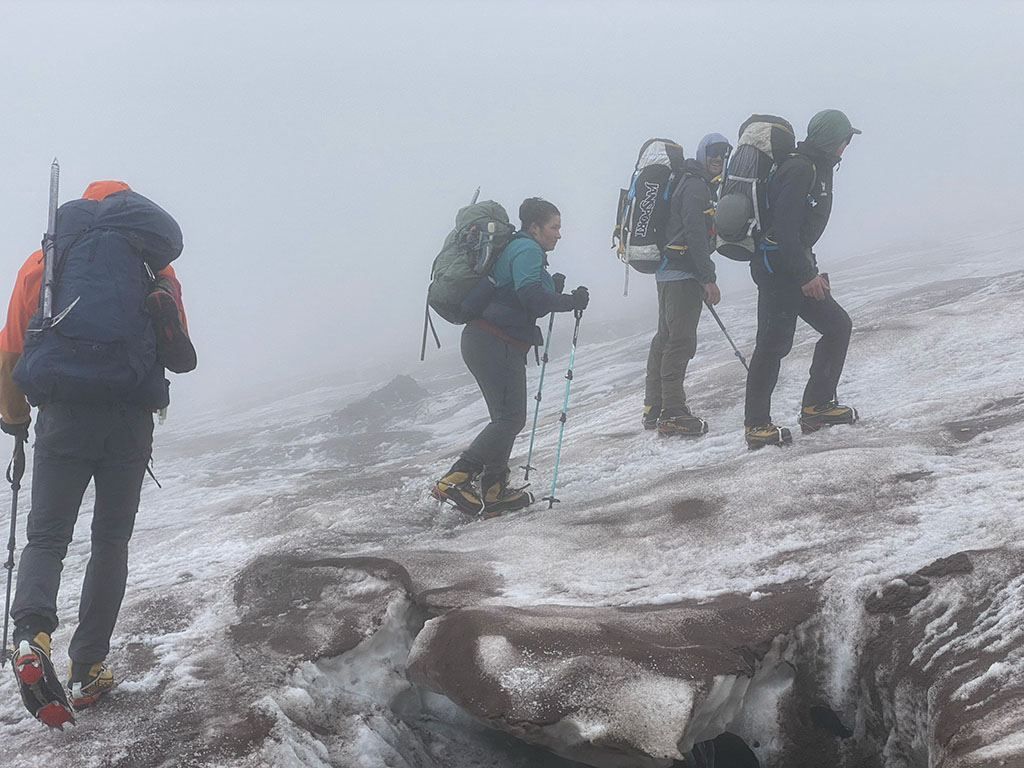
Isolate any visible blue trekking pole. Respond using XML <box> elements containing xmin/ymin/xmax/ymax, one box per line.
<box><xmin>521</xmin><ymin>312</ymin><xmax>556</xmax><ymax>482</ymax></box>
<box><xmin>543</xmin><ymin>309</ymin><xmax>583</xmax><ymax>509</ymax></box>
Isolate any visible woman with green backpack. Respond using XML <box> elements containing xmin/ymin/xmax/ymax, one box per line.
<box><xmin>432</xmin><ymin>197</ymin><xmax>589</xmax><ymax>518</ymax></box>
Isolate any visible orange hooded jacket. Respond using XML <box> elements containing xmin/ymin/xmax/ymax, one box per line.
<box><xmin>0</xmin><ymin>181</ymin><xmax>188</xmax><ymax>423</ymax></box>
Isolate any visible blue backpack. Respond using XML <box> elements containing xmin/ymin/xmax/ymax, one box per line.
<box><xmin>13</xmin><ymin>190</ymin><xmax>183</xmax><ymax>409</ymax></box>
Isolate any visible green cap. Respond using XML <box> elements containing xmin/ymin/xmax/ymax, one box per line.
<box><xmin>806</xmin><ymin>109</ymin><xmax>862</xmax><ymax>155</ymax></box>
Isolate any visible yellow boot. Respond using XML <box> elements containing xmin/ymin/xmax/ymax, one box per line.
<box><xmin>67</xmin><ymin>660</ymin><xmax>115</xmax><ymax>710</ymax></box>
<box><xmin>481</xmin><ymin>469</ymin><xmax>533</xmax><ymax>519</ymax></box>
<box><xmin>431</xmin><ymin>458</ymin><xmax>483</xmax><ymax>514</ymax></box>
<box><xmin>799</xmin><ymin>401</ymin><xmax>859</xmax><ymax>434</ymax></box>
<box><xmin>744</xmin><ymin>423</ymin><xmax>793</xmax><ymax>450</ymax></box>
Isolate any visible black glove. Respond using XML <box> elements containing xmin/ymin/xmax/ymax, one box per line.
<box><xmin>1</xmin><ymin>418</ymin><xmax>30</xmax><ymax>443</ymax></box>
<box><xmin>570</xmin><ymin>286</ymin><xmax>590</xmax><ymax>311</ymax></box>
<box><xmin>552</xmin><ymin>272</ymin><xmax>566</xmax><ymax>294</ymax></box>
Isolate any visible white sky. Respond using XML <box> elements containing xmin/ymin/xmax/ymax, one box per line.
<box><xmin>0</xmin><ymin>0</ymin><xmax>1021</xmax><ymax>414</ymax></box>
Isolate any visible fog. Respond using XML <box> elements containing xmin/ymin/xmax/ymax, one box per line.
<box><xmin>0</xmin><ymin>0</ymin><xmax>1020</xmax><ymax>417</ymax></box>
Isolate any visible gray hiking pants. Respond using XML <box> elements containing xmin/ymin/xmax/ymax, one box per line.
<box><xmin>12</xmin><ymin>403</ymin><xmax>153</xmax><ymax>664</ymax></box>
<box><xmin>644</xmin><ymin>279</ymin><xmax>703</xmax><ymax>414</ymax></box>
<box><xmin>460</xmin><ymin>324</ymin><xmax>528</xmax><ymax>478</ymax></box>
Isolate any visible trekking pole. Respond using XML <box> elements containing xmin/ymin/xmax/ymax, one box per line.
<box><xmin>543</xmin><ymin>309</ymin><xmax>583</xmax><ymax>509</ymax></box>
<box><xmin>705</xmin><ymin>302</ymin><xmax>748</xmax><ymax>371</ymax></box>
<box><xmin>521</xmin><ymin>312</ymin><xmax>556</xmax><ymax>481</ymax></box>
<box><xmin>1</xmin><ymin>436</ymin><xmax>27</xmax><ymax>668</ymax></box>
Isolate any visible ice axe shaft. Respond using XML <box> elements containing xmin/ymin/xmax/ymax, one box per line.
<box><xmin>41</xmin><ymin>159</ymin><xmax>60</xmax><ymax>323</ymax></box>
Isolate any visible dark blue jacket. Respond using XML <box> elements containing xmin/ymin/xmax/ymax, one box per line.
<box><xmin>754</xmin><ymin>141</ymin><xmax>838</xmax><ymax>285</ymax></box>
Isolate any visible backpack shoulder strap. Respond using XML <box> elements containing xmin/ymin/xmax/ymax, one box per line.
<box><xmin>669</xmin><ymin>168</ymin><xmax>695</xmax><ymax>195</ymax></box>
<box><xmin>775</xmin><ymin>154</ymin><xmax>820</xmax><ymax>204</ymax></box>
<box><xmin>806</xmin><ymin>161</ymin><xmax>818</xmax><ymax>194</ymax></box>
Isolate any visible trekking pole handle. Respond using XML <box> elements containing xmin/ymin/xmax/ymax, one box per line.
<box><xmin>6</xmin><ymin>437</ymin><xmax>25</xmax><ymax>488</ymax></box>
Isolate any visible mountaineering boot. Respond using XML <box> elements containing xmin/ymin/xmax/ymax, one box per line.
<box><xmin>658</xmin><ymin>407</ymin><xmax>709</xmax><ymax>438</ymax></box>
<box><xmin>11</xmin><ymin>628</ymin><xmax>75</xmax><ymax>728</ymax></box>
<box><xmin>145</xmin><ymin>276</ymin><xmax>197</xmax><ymax>374</ymax></box>
<box><xmin>799</xmin><ymin>401</ymin><xmax>859</xmax><ymax>434</ymax></box>
<box><xmin>642</xmin><ymin>405</ymin><xmax>661</xmax><ymax>431</ymax></box>
<box><xmin>744</xmin><ymin>423</ymin><xmax>793</xmax><ymax>450</ymax></box>
<box><xmin>67</xmin><ymin>661</ymin><xmax>114</xmax><ymax>710</ymax></box>
<box><xmin>431</xmin><ymin>458</ymin><xmax>483</xmax><ymax>515</ymax></box>
<box><xmin>480</xmin><ymin>469</ymin><xmax>533</xmax><ymax>519</ymax></box>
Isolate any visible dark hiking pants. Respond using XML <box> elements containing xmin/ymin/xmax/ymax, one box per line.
<box><xmin>645</xmin><ymin>279</ymin><xmax>703</xmax><ymax>414</ymax></box>
<box><xmin>744</xmin><ymin>278</ymin><xmax>852</xmax><ymax>427</ymax></box>
<box><xmin>460</xmin><ymin>324</ymin><xmax>528</xmax><ymax>478</ymax></box>
<box><xmin>12</xmin><ymin>403</ymin><xmax>153</xmax><ymax>664</ymax></box>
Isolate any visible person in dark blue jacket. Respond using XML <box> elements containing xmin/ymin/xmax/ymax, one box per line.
<box><xmin>1</xmin><ymin>181</ymin><xmax>196</xmax><ymax>724</ymax></box>
<box><xmin>744</xmin><ymin>109</ymin><xmax>860</xmax><ymax>449</ymax></box>
<box><xmin>432</xmin><ymin>198</ymin><xmax>589</xmax><ymax>517</ymax></box>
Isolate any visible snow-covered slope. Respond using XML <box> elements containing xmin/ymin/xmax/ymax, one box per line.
<box><xmin>0</xmin><ymin>228</ymin><xmax>1022</xmax><ymax>767</ymax></box>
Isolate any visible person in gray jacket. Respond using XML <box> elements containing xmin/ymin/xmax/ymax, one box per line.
<box><xmin>643</xmin><ymin>132</ymin><xmax>731</xmax><ymax>436</ymax></box>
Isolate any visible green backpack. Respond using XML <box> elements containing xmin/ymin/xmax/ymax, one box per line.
<box><xmin>426</xmin><ymin>200</ymin><xmax>515</xmax><ymax>321</ymax></box>
<box><xmin>420</xmin><ymin>198</ymin><xmax>516</xmax><ymax>358</ymax></box>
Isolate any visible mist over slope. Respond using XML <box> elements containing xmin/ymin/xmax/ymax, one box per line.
<box><xmin>0</xmin><ymin>228</ymin><xmax>1022</xmax><ymax>767</ymax></box>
